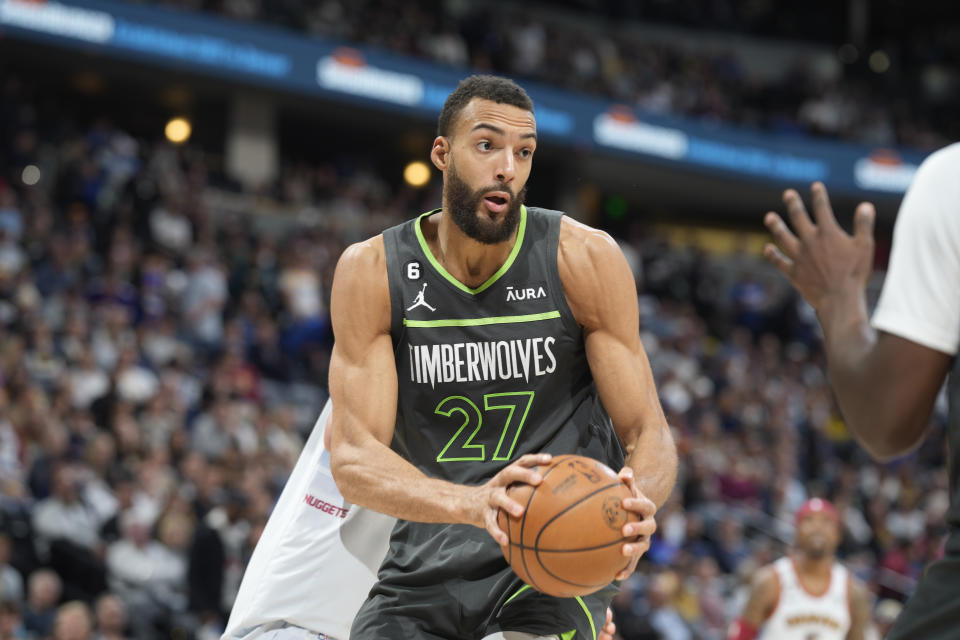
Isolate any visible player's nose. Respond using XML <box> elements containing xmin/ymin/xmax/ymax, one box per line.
<box><xmin>495</xmin><ymin>151</ymin><xmax>516</xmax><ymax>184</ymax></box>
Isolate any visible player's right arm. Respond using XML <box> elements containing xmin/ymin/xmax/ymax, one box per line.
<box><xmin>845</xmin><ymin>576</ymin><xmax>872</xmax><ymax>640</ymax></box>
<box><xmin>763</xmin><ymin>181</ymin><xmax>952</xmax><ymax>460</ymax></box>
<box><xmin>728</xmin><ymin>565</ymin><xmax>778</xmax><ymax>640</ymax></box>
<box><xmin>327</xmin><ymin>237</ymin><xmax>547</xmax><ymax>543</ymax></box>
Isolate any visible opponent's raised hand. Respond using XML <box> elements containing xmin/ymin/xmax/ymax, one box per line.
<box><xmin>763</xmin><ymin>182</ymin><xmax>876</xmax><ymax>310</ymax></box>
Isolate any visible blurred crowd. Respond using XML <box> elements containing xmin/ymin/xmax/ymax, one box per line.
<box><xmin>138</xmin><ymin>0</ymin><xmax>957</xmax><ymax>149</ymax></box>
<box><xmin>0</xmin><ymin>62</ymin><xmax>951</xmax><ymax>640</ymax></box>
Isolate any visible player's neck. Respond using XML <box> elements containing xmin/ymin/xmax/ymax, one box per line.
<box><xmin>427</xmin><ymin>209</ymin><xmax>517</xmax><ymax>289</ymax></box>
<box><xmin>792</xmin><ymin>552</ymin><xmax>833</xmax><ymax>579</ymax></box>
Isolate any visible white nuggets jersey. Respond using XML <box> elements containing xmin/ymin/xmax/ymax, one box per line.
<box><xmin>223</xmin><ymin>401</ymin><xmax>396</xmax><ymax>640</ymax></box>
<box><xmin>762</xmin><ymin>557</ymin><xmax>851</xmax><ymax>640</ymax></box>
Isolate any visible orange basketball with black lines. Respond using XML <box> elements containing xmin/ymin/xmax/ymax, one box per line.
<box><xmin>497</xmin><ymin>454</ymin><xmax>639</xmax><ymax>597</ymax></box>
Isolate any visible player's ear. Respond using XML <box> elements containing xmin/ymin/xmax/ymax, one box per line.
<box><xmin>431</xmin><ymin>136</ymin><xmax>450</xmax><ymax>171</ymax></box>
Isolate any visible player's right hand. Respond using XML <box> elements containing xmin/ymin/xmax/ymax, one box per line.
<box><xmin>598</xmin><ymin>607</ymin><xmax>616</xmax><ymax>640</ymax></box>
<box><xmin>762</xmin><ymin>182</ymin><xmax>875</xmax><ymax>311</ymax></box>
<box><xmin>467</xmin><ymin>453</ymin><xmax>552</xmax><ymax>545</ymax></box>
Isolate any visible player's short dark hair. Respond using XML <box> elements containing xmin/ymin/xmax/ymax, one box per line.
<box><xmin>437</xmin><ymin>75</ymin><xmax>534</xmax><ymax>137</ymax></box>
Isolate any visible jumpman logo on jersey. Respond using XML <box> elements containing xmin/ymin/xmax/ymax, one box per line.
<box><xmin>407</xmin><ymin>283</ymin><xmax>436</xmax><ymax>312</ymax></box>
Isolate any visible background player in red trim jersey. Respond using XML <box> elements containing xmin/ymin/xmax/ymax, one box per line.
<box><xmin>728</xmin><ymin>498</ymin><xmax>872</xmax><ymax>640</ymax></box>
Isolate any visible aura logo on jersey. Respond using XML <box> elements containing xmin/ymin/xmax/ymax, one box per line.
<box><xmin>407</xmin><ymin>337</ymin><xmax>557</xmax><ymax>388</ymax></box>
<box><xmin>506</xmin><ymin>285</ymin><xmax>547</xmax><ymax>302</ymax></box>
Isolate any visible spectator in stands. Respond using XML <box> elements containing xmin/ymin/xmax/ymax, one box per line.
<box><xmin>0</xmin><ymin>535</ymin><xmax>22</xmax><ymax>605</ymax></box>
<box><xmin>181</xmin><ymin>250</ymin><xmax>227</xmax><ymax>354</ymax></box>
<box><xmin>22</xmin><ymin>570</ymin><xmax>61</xmax><ymax>639</ymax></box>
<box><xmin>52</xmin><ymin>601</ymin><xmax>93</xmax><ymax>640</ymax></box>
<box><xmin>92</xmin><ymin>594</ymin><xmax>128</xmax><ymax>640</ymax></box>
<box><xmin>0</xmin><ymin>601</ymin><xmax>25</xmax><ymax>640</ymax></box>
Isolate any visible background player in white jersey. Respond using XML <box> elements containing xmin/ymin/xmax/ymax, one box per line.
<box><xmin>728</xmin><ymin>498</ymin><xmax>871</xmax><ymax>640</ymax></box>
<box><xmin>222</xmin><ymin>400</ymin><xmax>618</xmax><ymax>640</ymax></box>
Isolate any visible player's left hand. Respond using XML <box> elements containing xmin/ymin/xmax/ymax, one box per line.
<box><xmin>598</xmin><ymin>607</ymin><xmax>616</xmax><ymax>640</ymax></box>
<box><xmin>615</xmin><ymin>466</ymin><xmax>657</xmax><ymax>581</ymax></box>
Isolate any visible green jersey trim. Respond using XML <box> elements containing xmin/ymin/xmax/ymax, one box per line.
<box><xmin>499</xmin><ymin>585</ymin><xmax>595</xmax><ymax>640</ymax></box>
<box><xmin>574</xmin><ymin>595</ymin><xmax>597</xmax><ymax>640</ymax></box>
<box><xmin>414</xmin><ymin>205</ymin><xmax>528</xmax><ymax>295</ymax></box>
<box><xmin>403</xmin><ymin>310</ymin><xmax>560</xmax><ymax>328</ymax></box>
<box><xmin>502</xmin><ymin>584</ymin><xmax>532</xmax><ymax>607</ymax></box>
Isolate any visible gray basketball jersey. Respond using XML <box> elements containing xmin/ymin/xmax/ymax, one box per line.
<box><xmin>382</xmin><ymin>205</ymin><xmax>623</xmax><ymax>484</ymax></box>
<box><xmin>355</xmin><ymin>205</ymin><xmax>624</xmax><ymax>638</ymax></box>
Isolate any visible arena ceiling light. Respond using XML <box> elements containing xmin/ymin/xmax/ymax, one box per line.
<box><xmin>404</xmin><ymin>161</ymin><xmax>431</xmax><ymax>188</ymax></box>
<box><xmin>165</xmin><ymin>117</ymin><xmax>192</xmax><ymax>144</ymax></box>
<box><xmin>869</xmin><ymin>50</ymin><xmax>891</xmax><ymax>74</ymax></box>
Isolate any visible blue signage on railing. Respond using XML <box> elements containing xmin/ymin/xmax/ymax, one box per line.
<box><xmin>0</xmin><ymin>0</ymin><xmax>930</xmax><ymax>195</ymax></box>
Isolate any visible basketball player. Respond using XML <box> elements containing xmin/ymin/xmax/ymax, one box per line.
<box><xmin>222</xmin><ymin>402</ymin><xmax>619</xmax><ymax>640</ymax></box>
<box><xmin>728</xmin><ymin>498</ymin><xmax>871</xmax><ymax>640</ymax></box>
<box><xmin>762</xmin><ymin>143</ymin><xmax>960</xmax><ymax>639</ymax></box>
<box><xmin>327</xmin><ymin>75</ymin><xmax>677</xmax><ymax>639</ymax></box>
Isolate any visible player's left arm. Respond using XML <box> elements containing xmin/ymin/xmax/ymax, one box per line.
<box><xmin>846</xmin><ymin>576</ymin><xmax>872</xmax><ymax>640</ymax></box>
<box><xmin>559</xmin><ymin>217</ymin><xmax>678</xmax><ymax>575</ymax></box>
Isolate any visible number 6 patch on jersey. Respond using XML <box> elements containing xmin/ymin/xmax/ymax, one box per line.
<box><xmin>406</xmin><ymin>260</ymin><xmax>421</xmax><ymax>280</ymax></box>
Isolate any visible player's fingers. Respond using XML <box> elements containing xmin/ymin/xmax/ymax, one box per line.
<box><xmin>854</xmin><ymin>202</ymin><xmax>876</xmax><ymax>245</ymax></box>
<box><xmin>496</xmin><ymin>463</ymin><xmax>544</xmax><ymax>489</ymax></box>
<box><xmin>485</xmin><ymin>509</ymin><xmax>509</xmax><ymax>546</ymax></box>
<box><xmin>783</xmin><ymin>189</ymin><xmax>816</xmax><ymax>239</ymax></box>
<box><xmin>614</xmin><ymin>548</ymin><xmax>644</xmax><ymax>580</ymax></box>
<box><xmin>764</xmin><ymin>212</ymin><xmax>801</xmax><ymax>258</ymax></box>
<box><xmin>810</xmin><ymin>182</ymin><xmax>840</xmax><ymax>230</ymax></box>
<box><xmin>623</xmin><ymin>494</ymin><xmax>657</xmax><ymax>520</ymax></box>
<box><xmin>488</xmin><ymin>486</ymin><xmax>525</xmax><ymax>519</ymax></box>
<box><xmin>618</xmin><ymin>467</ymin><xmax>639</xmax><ymax>496</ymax></box>
<box><xmin>513</xmin><ymin>453</ymin><xmax>551</xmax><ymax>469</ymax></box>
<box><xmin>622</xmin><ymin>536</ymin><xmax>650</xmax><ymax>558</ymax></box>
<box><xmin>623</xmin><ymin>516</ymin><xmax>656</xmax><ymax>540</ymax></box>
<box><xmin>762</xmin><ymin>243</ymin><xmax>794</xmax><ymax>277</ymax></box>
<box><xmin>601</xmin><ymin>608</ymin><xmax>616</xmax><ymax>638</ymax></box>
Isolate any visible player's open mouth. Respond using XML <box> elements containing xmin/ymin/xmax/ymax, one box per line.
<box><xmin>483</xmin><ymin>193</ymin><xmax>509</xmax><ymax>214</ymax></box>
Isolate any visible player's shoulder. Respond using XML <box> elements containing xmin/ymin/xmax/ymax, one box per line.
<box><xmin>750</xmin><ymin>562</ymin><xmax>782</xmax><ymax>593</ymax></box>
<box><xmin>920</xmin><ymin>141</ymin><xmax>960</xmax><ymax>172</ymax></box>
<box><xmin>558</xmin><ymin>215</ymin><xmax>621</xmax><ymax>268</ymax></box>
<box><xmin>331</xmin><ymin>235</ymin><xmax>390</xmax><ymax>320</ymax></box>
<box><xmin>557</xmin><ymin>216</ymin><xmax>626</xmax><ymax>289</ymax></box>
<box><xmin>336</xmin><ymin>234</ymin><xmax>387</xmax><ymax>272</ymax></box>
<box><xmin>557</xmin><ymin>216</ymin><xmax>635</xmax><ymax>329</ymax></box>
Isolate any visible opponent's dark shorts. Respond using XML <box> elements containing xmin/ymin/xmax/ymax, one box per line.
<box><xmin>885</xmin><ymin>530</ymin><xmax>960</xmax><ymax>640</ymax></box>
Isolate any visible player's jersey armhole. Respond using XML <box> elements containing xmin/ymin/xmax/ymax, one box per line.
<box><xmin>382</xmin><ymin>224</ymin><xmax>410</xmax><ymax>349</ymax></box>
<box><xmin>764</xmin><ymin>568</ymin><xmax>781</xmax><ymax>622</ymax></box>
<box><xmin>547</xmin><ymin>212</ymin><xmax>585</xmax><ymax>336</ymax></box>
<box><xmin>846</xmin><ymin>573</ymin><xmax>853</xmax><ymax>622</ymax></box>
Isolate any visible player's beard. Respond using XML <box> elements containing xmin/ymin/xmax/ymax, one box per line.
<box><xmin>800</xmin><ymin>534</ymin><xmax>832</xmax><ymax>560</ymax></box>
<box><xmin>445</xmin><ymin>160</ymin><xmax>526</xmax><ymax>245</ymax></box>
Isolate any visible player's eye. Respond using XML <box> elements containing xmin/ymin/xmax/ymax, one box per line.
<box><xmin>519</xmin><ymin>148</ymin><xmax>533</xmax><ymax>159</ymax></box>
<box><xmin>477</xmin><ymin>140</ymin><xmax>492</xmax><ymax>151</ymax></box>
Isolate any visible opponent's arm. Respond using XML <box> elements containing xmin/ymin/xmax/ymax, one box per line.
<box><xmin>558</xmin><ymin>218</ymin><xmax>677</xmax><ymax>509</ymax></box>
<box><xmin>846</xmin><ymin>577</ymin><xmax>872</xmax><ymax>640</ymax></box>
<box><xmin>764</xmin><ymin>184</ymin><xmax>951</xmax><ymax>460</ymax></box>
<box><xmin>728</xmin><ymin>566</ymin><xmax>779</xmax><ymax>640</ymax></box>
<box><xmin>328</xmin><ymin>238</ymin><xmax>546</xmax><ymax>542</ymax></box>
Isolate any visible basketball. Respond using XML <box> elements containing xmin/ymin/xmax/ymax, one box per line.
<box><xmin>497</xmin><ymin>454</ymin><xmax>639</xmax><ymax>597</ymax></box>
